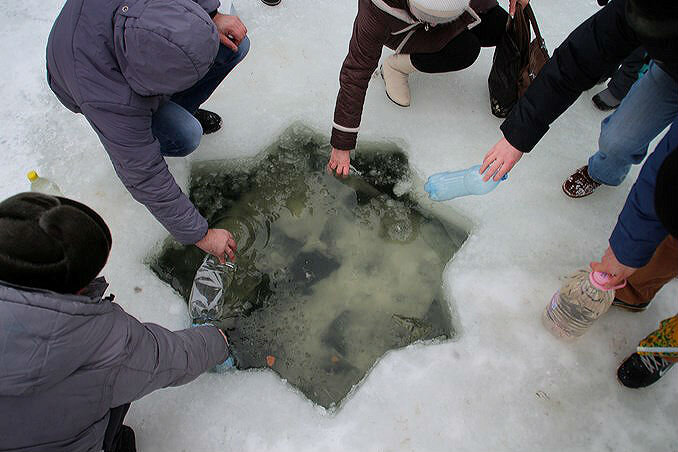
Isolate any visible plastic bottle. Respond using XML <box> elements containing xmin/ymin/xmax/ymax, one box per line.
<box><xmin>542</xmin><ymin>270</ymin><xmax>626</xmax><ymax>340</ymax></box>
<box><xmin>424</xmin><ymin>164</ymin><xmax>507</xmax><ymax>201</ymax></box>
<box><xmin>27</xmin><ymin>170</ymin><xmax>63</xmax><ymax>196</ymax></box>
<box><xmin>189</xmin><ymin>255</ymin><xmax>237</xmax><ymax>324</ymax></box>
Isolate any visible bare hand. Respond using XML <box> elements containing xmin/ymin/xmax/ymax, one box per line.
<box><xmin>195</xmin><ymin>228</ymin><xmax>237</xmax><ymax>264</ymax></box>
<box><xmin>327</xmin><ymin>148</ymin><xmax>351</xmax><ymax>178</ymax></box>
<box><xmin>509</xmin><ymin>0</ymin><xmax>529</xmax><ymax>17</ymax></box>
<box><xmin>212</xmin><ymin>13</ymin><xmax>247</xmax><ymax>52</ymax></box>
<box><xmin>590</xmin><ymin>246</ymin><xmax>636</xmax><ymax>289</ymax></box>
<box><xmin>480</xmin><ymin>137</ymin><xmax>523</xmax><ymax>181</ymax></box>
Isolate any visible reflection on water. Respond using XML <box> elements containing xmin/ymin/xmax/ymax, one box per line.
<box><xmin>151</xmin><ymin>124</ymin><xmax>468</xmax><ymax>409</ymax></box>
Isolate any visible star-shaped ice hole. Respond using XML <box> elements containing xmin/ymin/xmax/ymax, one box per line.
<box><xmin>151</xmin><ymin>124</ymin><xmax>468</xmax><ymax>410</ymax></box>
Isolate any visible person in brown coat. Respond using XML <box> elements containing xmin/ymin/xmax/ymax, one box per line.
<box><xmin>328</xmin><ymin>0</ymin><xmax>526</xmax><ymax>177</ymax></box>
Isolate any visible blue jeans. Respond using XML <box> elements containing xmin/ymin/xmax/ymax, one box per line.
<box><xmin>152</xmin><ymin>37</ymin><xmax>250</xmax><ymax>157</ymax></box>
<box><xmin>588</xmin><ymin>61</ymin><xmax>678</xmax><ymax>186</ymax></box>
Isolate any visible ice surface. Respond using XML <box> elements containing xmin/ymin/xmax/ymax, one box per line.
<box><xmin>1</xmin><ymin>0</ymin><xmax>677</xmax><ymax>450</ymax></box>
<box><xmin>150</xmin><ymin>125</ymin><xmax>466</xmax><ymax>409</ymax></box>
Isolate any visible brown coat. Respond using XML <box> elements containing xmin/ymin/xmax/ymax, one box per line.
<box><xmin>331</xmin><ymin>0</ymin><xmax>498</xmax><ymax>151</ymax></box>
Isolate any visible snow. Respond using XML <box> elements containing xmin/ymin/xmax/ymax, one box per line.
<box><xmin>1</xmin><ymin>0</ymin><xmax>677</xmax><ymax>450</ymax></box>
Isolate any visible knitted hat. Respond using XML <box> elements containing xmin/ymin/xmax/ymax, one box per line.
<box><xmin>626</xmin><ymin>0</ymin><xmax>678</xmax><ymax>41</ymax></box>
<box><xmin>0</xmin><ymin>193</ymin><xmax>112</xmax><ymax>293</ymax></box>
<box><xmin>408</xmin><ymin>0</ymin><xmax>471</xmax><ymax>24</ymax></box>
<box><xmin>655</xmin><ymin>147</ymin><xmax>678</xmax><ymax>238</ymax></box>
<box><xmin>114</xmin><ymin>0</ymin><xmax>220</xmax><ymax>96</ymax></box>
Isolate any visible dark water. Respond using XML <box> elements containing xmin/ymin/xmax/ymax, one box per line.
<box><xmin>151</xmin><ymin>124</ymin><xmax>468</xmax><ymax>409</ymax></box>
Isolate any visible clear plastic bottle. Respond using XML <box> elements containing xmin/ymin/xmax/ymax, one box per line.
<box><xmin>27</xmin><ymin>170</ymin><xmax>63</xmax><ymax>196</ymax></box>
<box><xmin>189</xmin><ymin>255</ymin><xmax>237</xmax><ymax>324</ymax></box>
<box><xmin>425</xmin><ymin>164</ymin><xmax>508</xmax><ymax>201</ymax></box>
<box><xmin>542</xmin><ymin>269</ymin><xmax>625</xmax><ymax>340</ymax></box>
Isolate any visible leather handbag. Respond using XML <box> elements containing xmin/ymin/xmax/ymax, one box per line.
<box><xmin>488</xmin><ymin>3</ymin><xmax>549</xmax><ymax>118</ymax></box>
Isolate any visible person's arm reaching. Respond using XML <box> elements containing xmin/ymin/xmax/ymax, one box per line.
<box><xmin>81</xmin><ymin>102</ymin><xmax>236</xmax><ymax>262</ymax></box>
<box><xmin>109</xmin><ymin>307</ymin><xmax>230</xmax><ymax>406</ymax></box>
<box><xmin>480</xmin><ymin>0</ymin><xmax>639</xmax><ymax>181</ymax></box>
<box><xmin>590</xmin><ymin>120</ymin><xmax>678</xmax><ymax>287</ymax></box>
<box><xmin>329</xmin><ymin>0</ymin><xmax>390</xmax><ymax>177</ymax></box>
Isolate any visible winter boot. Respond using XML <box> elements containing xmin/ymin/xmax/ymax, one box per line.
<box><xmin>611</xmin><ymin>298</ymin><xmax>650</xmax><ymax>312</ymax></box>
<box><xmin>381</xmin><ymin>54</ymin><xmax>417</xmax><ymax>107</ymax></box>
<box><xmin>194</xmin><ymin>109</ymin><xmax>223</xmax><ymax>135</ymax></box>
<box><xmin>617</xmin><ymin>352</ymin><xmax>675</xmax><ymax>388</ymax></box>
<box><xmin>592</xmin><ymin>88</ymin><xmax>621</xmax><ymax>111</ymax></box>
<box><xmin>562</xmin><ymin>165</ymin><xmax>602</xmax><ymax>198</ymax></box>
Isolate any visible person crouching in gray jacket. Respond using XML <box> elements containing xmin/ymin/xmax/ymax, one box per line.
<box><xmin>0</xmin><ymin>193</ymin><xmax>233</xmax><ymax>452</ymax></box>
<box><xmin>46</xmin><ymin>0</ymin><xmax>249</xmax><ymax>265</ymax></box>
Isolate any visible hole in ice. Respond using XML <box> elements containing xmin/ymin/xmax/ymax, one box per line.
<box><xmin>150</xmin><ymin>123</ymin><xmax>468</xmax><ymax>409</ymax></box>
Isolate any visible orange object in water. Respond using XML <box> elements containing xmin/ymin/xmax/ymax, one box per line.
<box><xmin>331</xmin><ymin>355</ymin><xmax>339</xmax><ymax>364</ymax></box>
<box><xmin>266</xmin><ymin>355</ymin><xmax>276</xmax><ymax>367</ymax></box>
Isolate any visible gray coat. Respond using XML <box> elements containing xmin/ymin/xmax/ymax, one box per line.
<box><xmin>46</xmin><ymin>0</ymin><xmax>221</xmax><ymax>245</ymax></box>
<box><xmin>0</xmin><ymin>279</ymin><xmax>228</xmax><ymax>451</ymax></box>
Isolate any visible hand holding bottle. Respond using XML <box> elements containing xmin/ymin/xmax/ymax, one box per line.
<box><xmin>195</xmin><ymin>228</ymin><xmax>237</xmax><ymax>264</ymax></box>
<box><xmin>480</xmin><ymin>138</ymin><xmax>524</xmax><ymax>182</ymax></box>
<box><xmin>590</xmin><ymin>246</ymin><xmax>637</xmax><ymax>289</ymax></box>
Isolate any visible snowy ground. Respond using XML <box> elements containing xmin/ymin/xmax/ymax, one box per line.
<box><xmin>1</xmin><ymin>0</ymin><xmax>677</xmax><ymax>450</ymax></box>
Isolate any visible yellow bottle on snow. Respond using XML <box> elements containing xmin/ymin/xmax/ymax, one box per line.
<box><xmin>27</xmin><ymin>170</ymin><xmax>63</xmax><ymax>196</ymax></box>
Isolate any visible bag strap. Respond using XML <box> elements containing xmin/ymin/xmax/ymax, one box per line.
<box><xmin>524</xmin><ymin>4</ymin><xmax>546</xmax><ymax>49</ymax></box>
<box><xmin>509</xmin><ymin>3</ymin><xmax>531</xmax><ymax>55</ymax></box>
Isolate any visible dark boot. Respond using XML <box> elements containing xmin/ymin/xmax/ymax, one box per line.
<box><xmin>193</xmin><ymin>109</ymin><xmax>223</xmax><ymax>135</ymax></box>
<box><xmin>617</xmin><ymin>353</ymin><xmax>675</xmax><ymax>388</ymax></box>
<box><xmin>611</xmin><ymin>298</ymin><xmax>650</xmax><ymax>312</ymax></box>
<box><xmin>261</xmin><ymin>0</ymin><xmax>281</xmax><ymax>5</ymax></box>
<box><xmin>592</xmin><ymin>88</ymin><xmax>621</xmax><ymax>111</ymax></box>
<box><xmin>562</xmin><ymin>166</ymin><xmax>602</xmax><ymax>198</ymax></box>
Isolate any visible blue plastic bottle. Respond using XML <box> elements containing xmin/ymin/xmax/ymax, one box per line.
<box><xmin>424</xmin><ymin>164</ymin><xmax>508</xmax><ymax>201</ymax></box>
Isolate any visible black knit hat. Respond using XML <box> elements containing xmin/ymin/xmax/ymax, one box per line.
<box><xmin>0</xmin><ymin>193</ymin><xmax>112</xmax><ymax>293</ymax></box>
<box><xmin>626</xmin><ymin>0</ymin><xmax>678</xmax><ymax>41</ymax></box>
<box><xmin>655</xmin><ymin>147</ymin><xmax>678</xmax><ymax>238</ymax></box>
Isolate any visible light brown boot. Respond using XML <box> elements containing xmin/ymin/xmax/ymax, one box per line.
<box><xmin>381</xmin><ymin>54</ymin><xmax>416</xmax><ymax>107</ymax></box>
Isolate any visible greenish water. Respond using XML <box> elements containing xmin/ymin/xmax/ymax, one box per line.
<box><xmin>151</xmin><ymin>124</ymin><xmax>468</xmax><ymax>409</ymax></box>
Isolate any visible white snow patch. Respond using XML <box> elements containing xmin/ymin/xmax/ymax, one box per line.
<box><xmin>1</xmin><ymin>0</ymin><xmax>676</xmax><ymax>450</ymax></box>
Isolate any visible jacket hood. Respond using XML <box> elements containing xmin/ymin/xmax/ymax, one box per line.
<box><xmin>114</xmin><ymin>0</ymin><xmax>220</xmax><ymax>97</ymax></box>
<box><xmin>0</xmin><ymin>279</ymin><xmax>115</xmax><ymax>396</ymax></box>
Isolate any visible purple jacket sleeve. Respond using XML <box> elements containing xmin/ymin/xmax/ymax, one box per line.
<box><xmin>609</xmin><ymin>121</ymin><xmax>678</xmax><ymax>267</ymax></box>
<box><xmin>109</xmin><ymin>307</ymin><xmax>228</xmax><ymax>406</ymax></box>
<box><xmin>193</xmin><ymin>0</ymin><xmax>220</xmax><ymax>15</ymax></box>
<box><xmin>81</xmin><ymin>102</ymin><xmax>208</xmax><ymax>244</ymax></box>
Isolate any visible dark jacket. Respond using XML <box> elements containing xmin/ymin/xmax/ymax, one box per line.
<box><xmin>609</xmin><ymin>119</ymin><xmax>678</xmax><ymax>267</ymax></box>
<box><xmin>331</xmin><ymin>0</ymin><xmax>498</xmax><ymax>151</ymax></box>
<box><xmin>501</xmin><ymin>0</ymin><xmax>678</xmax><ymax>153</ymax></box>
<box><xmin>46</xmin><ymin>0</ymin><xmax>221</xmax><ymax>245</ymax></box>
<box><xmin>0</xmin><ymin>278</ymin><xmax>228</xmax><ymax>452</ymax></box>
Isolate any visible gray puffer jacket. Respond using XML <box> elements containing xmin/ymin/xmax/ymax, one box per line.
<box><xmin>0</xmin><ymin>279</ymin><xmax>228</xmax><ymax>452</ymax></box>
<box><xmin>46</xmin><ymin>0</ymin><xmax>221</xmax><ymax>244</ymax></box>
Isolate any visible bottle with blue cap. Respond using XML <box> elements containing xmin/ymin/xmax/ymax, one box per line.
<box><xmin>189</xmin><ymin>254</ymin><xmax>238</xmax><ymax>371</ymax></box>
<box><xmin>424</xmin><ymin>164</ymin><xmax>507</xmax><ymax>201</ymax></box>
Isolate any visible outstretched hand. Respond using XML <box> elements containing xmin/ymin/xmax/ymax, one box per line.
<box><xmin>212</xmin><ymin>13</ymin><xmax>247</xmax><ymax>52</ymax></box>
<box><xmin>195</xmin><ymin>228</ymin><xmax>237</xmax><ymax>264</ymax></box>
<box><xmin>590</xmin><ymin>246</ymin><xmax>636</xmax><ymax>289</ymax></box>
<box><xmin>327</xmin><ymin>148</ymin><xmax>351</xmax><ymax>178</ymax></box>
<box><xmin>480</xmin><ymin>137</ymin><xmax>523</xmax><ymax>181</ymax></box>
